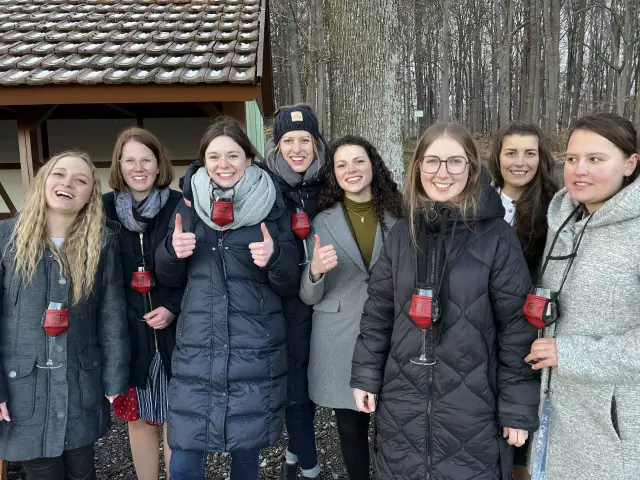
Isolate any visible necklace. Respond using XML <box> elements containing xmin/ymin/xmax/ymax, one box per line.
<box><xmin>346</xmin><ymin>206</ymin><xmax>373</xmax><ymax>223</ymax></box>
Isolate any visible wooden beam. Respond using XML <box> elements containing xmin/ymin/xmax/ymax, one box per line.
<box><xmin>0</xmin><ymin>84</ymin><xmax>261</xmax><ymax>107</ymax></box>
<box><xmin>41</xmin><ymin>120</ymin><xmax>50</xmax><ymax>159</ymax></box>
<box><xmin>18</xmin><ymin>122</ymin><xmax>41</xmax><ymax>192</ymax></box>
<box><xmin>106</xmin><ymin>103</ymin><xmax>137</xmax><ymax>118</ymax></box>
<box><xmin>196</xmin><ymin>102</ymin><xmax>224</xmax><ymax>118</ymax></box>
<box><xmin>15</xmin><ymin>105</ymin><xmax>58</xmax><ymax>128</ymax></box>
<box><xmin>221</xmin><ymin>102</ymin><xmax>247</xmax><ymax>130</ymax></box>
<box><xmin>258</xmin><ymin>0</ymin><xmax>275</xmax><ymax>117</ymax></box>
<box><xmin>0</xmin><ymin>180</ymin><xmax>17</xmax><ymax>216</ymax></box>
<box><xmin>0</xmin><ymin>458</ymin><xmax>7</xmax><ymax>480</ymax></box>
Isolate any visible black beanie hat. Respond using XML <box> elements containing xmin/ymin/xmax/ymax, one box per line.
<box><xmin>272</xmin><ymin>105</ymin><xmax>321</xmax><ymax>145</ymax></box>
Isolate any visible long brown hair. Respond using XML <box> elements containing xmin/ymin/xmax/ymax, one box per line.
<box><xmin>405</xmin><ymin>123</ymin><xmax>481</xmax><ymax>243</ymax></box>
<box><xmin>9</xmin><ymin>151</ymin><xmax>105</xmax><ymax>303</ymax></box>
<box><xmin>489</xmin><ymin>121</ymin><xmax>558</xmax><ymax>268</ymax></box>
<box><xmin>317</xmin><ymin>135</ymin><xmax>403</xmax><ymax>230</ymax></box>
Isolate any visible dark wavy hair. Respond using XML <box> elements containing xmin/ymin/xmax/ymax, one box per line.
<box><xmin>489</xmin><ymin>121</ymin><xmax>558</xmax><ymax>269</ymax></box>
<box><xmin>317</xmin><ymin>136</ymin><xmax>403</xmax><ymax>230</ymax></box>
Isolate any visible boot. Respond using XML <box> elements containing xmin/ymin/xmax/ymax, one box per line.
<box><xmin>280</xmin><ymin>459</ymin><xmax>298</xmax><ymax>480</ymax></box>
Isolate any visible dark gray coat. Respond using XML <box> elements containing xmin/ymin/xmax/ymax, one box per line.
<box><xmin>0</xmin><ymin>218</ymin><xmax>129</xmax><ymax>461</ymax></box>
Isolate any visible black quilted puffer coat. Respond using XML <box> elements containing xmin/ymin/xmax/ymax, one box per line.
<box><xmin>350</xmin><ymin>179</ymin><xmax>540</xmax><ymax>480</ymax></box>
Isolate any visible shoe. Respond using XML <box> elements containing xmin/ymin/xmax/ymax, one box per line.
<box><xmin>280</xmin><ymin>459</ymin><xmax>298</xmax><ymax>480</ymax></box>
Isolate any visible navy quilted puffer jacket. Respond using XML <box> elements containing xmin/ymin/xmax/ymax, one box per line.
<box><xmin>351</xmin><ymin>176</ymin><xmax>539</xmax><ymax>480</ymax></box>
<box><xmin>156</xmin><ymin>164</ymin><xmax>301</xmax><ymax>453</ymax></box>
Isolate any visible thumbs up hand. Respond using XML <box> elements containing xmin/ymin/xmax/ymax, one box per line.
<box><xmin>249</xmin><ymin>222</ymin><xmax>275</xmax><ymax>268</ymax></box>
<box><xmin>172</xmin><ymin>213</ymin><xmax>197</xmax><ymax>259</ymax></box>
<box><xmin>310</xmin><ymin>234</ymin><xmax>338</xmax><ymax>281</ymax></box>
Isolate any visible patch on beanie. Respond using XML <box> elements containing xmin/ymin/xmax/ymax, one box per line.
<box><xmin>291</xmin><ymin>111</ymin><xmax>303</xmax><ymax>122</ymax></box>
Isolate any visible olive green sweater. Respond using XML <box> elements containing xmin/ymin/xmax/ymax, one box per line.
<box><xmin>343</xmin><ymin>197</ymin><xmax>377</xmax><ymax>266</ymax></box>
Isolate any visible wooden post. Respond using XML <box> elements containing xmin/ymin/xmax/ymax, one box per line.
<box><xmin>221</xmin><ymin>102</ymin><xmax>247</xmax><ymax>131</ymax></box>
<box><xmin>18</xmin><ymin>122</ymin><xmax>41</xmax><ymax>193</ymax></box>
<box><xmin>0</xmin><ymin>459</ymin><xmax>7</xmax><ymax>480</ymax></box>
<box><xmin>15</xmin><ymin>105</ymin><xmax>57</xmax><ymax>192</ymax></box>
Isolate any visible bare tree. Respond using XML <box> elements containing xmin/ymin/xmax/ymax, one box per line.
<box><xmin>326</xmin><ymin>0</ymin><xmax>404</xmax><ymax>179</ymax></box>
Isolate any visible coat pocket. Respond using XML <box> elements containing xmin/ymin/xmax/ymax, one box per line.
<box><xmin>313</xmin><ymin>299</ymin><xmax>340</xmax><ymax>313</ymax></box>
<box><xmin>2</xmin><ymin>356</ymin><xmax>37</xmax><ymax>421</ymax></box>
<box><xmin>77</xmin><ymin>348</ymin><xmax>104</xmax><ymax>411</ymax></box>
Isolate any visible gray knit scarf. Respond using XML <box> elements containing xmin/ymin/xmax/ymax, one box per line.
<box><xmin>191</xmin><ymin>165</ymin><xmax>276</xmax><ymax>231</ymax></box>
<box><xmin>265</xmin><ymin>139</ymin><xmax>325</xmax><ymax>187</ymax></box>
<box><xmin>114</xmin><ymin>187</ymin><xmax>170</xmax><ymax>233</ymax></box>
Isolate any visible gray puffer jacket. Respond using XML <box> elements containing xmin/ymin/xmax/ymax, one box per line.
<box><xmin>0</xmin><ymin>218</ymin><xmax>129</xmax><ymax>461</ymax></box>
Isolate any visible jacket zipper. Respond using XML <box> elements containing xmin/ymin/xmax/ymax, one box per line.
<box><xmin>218</xmin><ymin>232</ymin><xmax>227</xmax><ymax>280</ymax></box>
<box><xmin>139</xmin><ymin>232</ymin><xmax>158</xmax><ymax>352</ymax></box>
<box><xmin>427</xmin><ymin>231</ymin><xmax>436</xmax><ymax>479</ymax></box>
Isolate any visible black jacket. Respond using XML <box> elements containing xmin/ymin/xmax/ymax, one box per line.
<box><xmin>103</xmin><ymin>190</ymin><xmax>184</xmax><ymax>388</ymax></box>
<box><xmin>156</xmin><ymin>164</ymin><xmax>301</xmax><ymax>452</ymax></box>
<box><xmin>270</xmin><ymin>170</ymin><xmax>322</xmax><ymax>405</ymax></box>
<box><xmin>350</xmin><ymin>177</ymin><xmax>539</xmax><ymax>480</ymax></box>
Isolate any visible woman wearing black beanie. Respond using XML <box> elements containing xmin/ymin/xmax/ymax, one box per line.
<box><xmin>265</xmin><ymin>104</ymin><xmax>327</xmax><ymax>480</ymax></box>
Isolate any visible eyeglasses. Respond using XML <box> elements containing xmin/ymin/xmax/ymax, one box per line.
<box><xmin>420</xmin><ymin>155</ymin><xmax>469</xmax><ymax>175</ymax></box>
<box><xmin>120</xmin><ymin>157</ymin><xmax>156</xmax><ymax>169</ymax></box>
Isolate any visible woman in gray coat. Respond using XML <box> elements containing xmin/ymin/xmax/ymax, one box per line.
<box><xmin>0</xmin><ymin>151</ymin><xmax>129</xmax><ymax>479</ymax></box>
<box><xmin>299</xmin><ymin>136</ymin><xmax>403</xmax><ymax>480</ymax></box>
<box><xmin>526</xmin><ymin>113</ymin><xmax>640</xmax><ymax>480</ymax></box>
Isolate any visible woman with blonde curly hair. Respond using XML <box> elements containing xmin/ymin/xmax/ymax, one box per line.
<box><xmin>0</xmin><ymin>151</ymin><xmax>129</xmax><ymax>480</ymax></box>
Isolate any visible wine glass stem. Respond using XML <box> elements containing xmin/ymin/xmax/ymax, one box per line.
<box><xmin>421</xmin><ymin>328</ymin><xmax>427</xmax><ymax>359</ymax></box>
<box><xmin>48</xmin><ymin>336</ymin><xmax>54</xmax><ymax>361</ymax></box>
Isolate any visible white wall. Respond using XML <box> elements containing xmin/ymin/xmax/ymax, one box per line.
<box><xmin>0</xmin><ymin>118</ymin><xmax>209</xmax><ymax>213</ymax></box>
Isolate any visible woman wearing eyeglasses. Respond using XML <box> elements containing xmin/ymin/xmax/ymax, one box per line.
<box><xmin>350</xmin><ymin>123</ymin><xmax>539</xmax><ymax>480</ymax></box>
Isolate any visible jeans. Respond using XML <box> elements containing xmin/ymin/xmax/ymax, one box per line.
<box><xmin>170</xmin><ymin>448</ymin><xmax>260</xmax><ymax>480</ymax></box>
<box><xmin>21</xmin><ymin>444</ymin><xmax>96</xmax><ymax>480</ymax></box>
<box><xmin>334</xmin><ymin>408</ymin><xmax>371</xmax><ymax>480</ymax></box>
<box><xmin>284</xmin><ymin>401</ymin><xmax>320</xmax><ymax>477</ymax></box>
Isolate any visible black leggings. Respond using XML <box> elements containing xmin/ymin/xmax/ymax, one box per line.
<box><xmin>21</xmin><ymin>444</ymin><xmax>96</xmax><ymax>480</ymax></box>
<box><xmin>334</xmin><ymin>408</ymin><xmax>370</xmax><ymax>480</ymax></box>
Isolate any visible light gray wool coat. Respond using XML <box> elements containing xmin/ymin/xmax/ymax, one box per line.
<box><xmin>299</xmin><ymin>203</ymin><xmax>396</xmax><ymax>410</ymax></box>
<box><xmin>530</xmin><ymin>180</ymin><xmax>640</xmax><ymax>480</ymax></box>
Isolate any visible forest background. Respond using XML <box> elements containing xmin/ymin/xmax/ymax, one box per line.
<box><xmin>268</xmin><ymin>0</ymin><xmax>640</xmax><ymax>177</ymax></box>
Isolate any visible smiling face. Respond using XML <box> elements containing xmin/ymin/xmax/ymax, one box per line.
<box><xmin>204</xmin><ymin>135</ymin><xmax>251</xmax><ymax>188</ymax></box>
<box><xmin>420</xmin><ymin>136</ymin><xmax>469</xmax><ymax>203</ymax></box>
<box><xmin>119</xmin><ymin>139</ymin><xmax>159</xmax><ymax>200</ymax></box>
<box><xmin>565</xmin><ymin>129</ymin><xmax>638</xmax><ymax>213</ymax></box>
<box><xmin>279</xmin><ymin>130</ymin><xmax>315</xmax><ymax>173</ymax></box>
<box><xmin>499</xmin><ymin>134</ymin><xmax>540</xmax><ymax>198</ymax></box>
<box><xmin>333</xmin><ymin>144</ymin><xmax>374</xmax><ymax>202</ymax></box>
<box><xmin>45</xmin><ymin>156</ymin><xmax>94</xmax><ymax>215</ymax></box>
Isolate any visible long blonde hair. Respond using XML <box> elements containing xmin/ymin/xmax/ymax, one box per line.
<box><xmin>10</xmin><ymin>151</ymin><xmax>105</xmax><ymax>303</ymax></box>
<box><xmin>404</xmin><ymin>123</ymin><xmax>481</xmax><ymax>243</ymax></box>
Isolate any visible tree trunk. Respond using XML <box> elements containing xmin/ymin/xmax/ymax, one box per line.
<box><xmin>570</xmin><ymin>0</ymin><xmax>586</xmax><ymax>121</ymax></box>
<box><xmin>327</xmin><ymin>0</ymin><xmax>404</xmax><ymax>179</ymax></box>
<box><xmin>498</xmin><ymin>0</ymin><xmax>512</xmax><ymax>127</ymax></box>
<box><xmin>288</xmin><ymin>0</ymin><xmax>303</xmax><ymax>104</ymax></box>
<box><xmin>491</xmin><ymin>0</ymin><xmax>499</xmax><ymax>132</ymax></box>
<box><xmin>545</xmin><ymin>0</ymin><xmax>560</xmax><ymax>134</ymax></box>
<box><xmin>525</xmin><ymin>0</ymin><xmax>539</xmax><ymax>122</ymax></box>
<box><xmin>440</xmin><ymin>0</ymin><xmax>451</xmax><ymax>121</ymax></box>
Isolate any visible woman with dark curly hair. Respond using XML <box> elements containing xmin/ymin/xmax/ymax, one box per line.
<box><xmin>299</xmin><ymin>135</ymin><xmax>403</xmax><ymax>480</ymax></box>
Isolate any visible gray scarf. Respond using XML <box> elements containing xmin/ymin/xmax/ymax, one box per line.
<box><xmin>265</xmin><ymin>138</ymin><xmax>325</xmax><ymax>187</ymax></box>
<box><xmin>114</xmin><ymin>187</ymin><xmax>170</xmax><ymax>232</ymax></box>
<box><xmin>191</xmin><ymin>165</ymin><xmax>276</xmax><ymax>231</ymax></box>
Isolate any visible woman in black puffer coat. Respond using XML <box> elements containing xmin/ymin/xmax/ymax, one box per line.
<box><xmin>155</xmin><ymin>118</ymin><xmax>300</xmax><ymax>480</ymax></box>
<box><xmin>350</xmin><ymin>123</ymin><xmax>540</xmax><ymax>480</ymax></box>
<box><xmin>264</xmin><ymin>105</ymin><xmax>328</xmax><ymax>480</ymax></box>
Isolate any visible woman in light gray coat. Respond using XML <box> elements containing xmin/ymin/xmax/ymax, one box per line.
<box><xmin>0</xmin><ymin>151</ymin><xmax>129</xmax><ymax>479</ymax></box>
<box><xmin>526</xmin><ymin>113</ymin><xmax>640</xmax><ymax>480</ymax></box>
<box><xmin>299</xmin><ymin>136</ymin><xmax>403</xmax><ymax>480</ymax></box>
